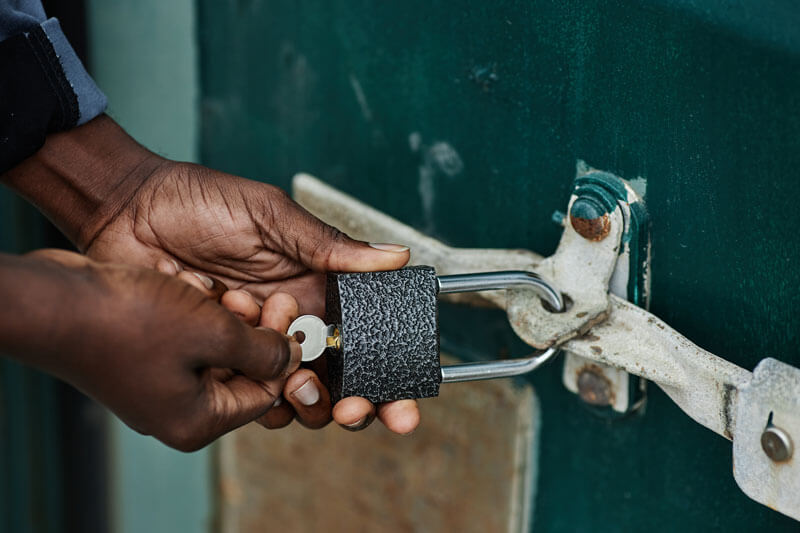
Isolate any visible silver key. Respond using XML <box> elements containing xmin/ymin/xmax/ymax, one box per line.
<box><xmin>287</xmin><ymin>315</ymin><xmax>339</xmax><ymax>362</ymax></box>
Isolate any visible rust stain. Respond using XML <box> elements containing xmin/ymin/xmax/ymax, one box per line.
<box><xmin>590</xmin><ymin>345</ymin><xmax>603</xmax><ymax>355</ymax></box>
<box><xmin>721</xmin><ymin>383</ymin><xmax>735</xmax><ymax>440</ymax></box>
<box><xmin>570</xmin><ymin>213</ymin><xmax>611</xmax><ymax>241</ymax></box>
<box><xmin>576</xmin><ymin>364</ymin><xmax>615</xmax><ymax>406</ymax></box>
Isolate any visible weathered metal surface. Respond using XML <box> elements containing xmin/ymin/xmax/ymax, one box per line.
<box><xmin>294</xmin><ymin>172</ymin><xmax>753</xmax><ymax>439</ymax></box>
<box><xmin>293</xmin><ymin>172</ymin><xmax>800</xmax><ymax>520</ymax></box>
<box><xmin>216</xmin><ymin>356</ymin><xmax>539</xmax><ymax>533</ymax></box>
<box><xmin>732</xmin><ymin>359</ymin><xmax>800</xmax><ymax>521</ymax></box>
<box><xmin>561</xmin><ymin>168</ymin><xmax>651</xmax><ymax>414</ymax></box>
<box><xmin>295</xmin><ymin>173</ymin><xmax>618</xmax><ymax>349</ymax></box>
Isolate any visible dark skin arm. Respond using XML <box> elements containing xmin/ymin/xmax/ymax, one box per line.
<box><xmin>1</xmin><ymin>115</ymin><xmax>420</xmax><ymax>437</ymax></box>
<box><xmin>0</xmin><ymin>249</ymin><xmax>300</xmax><ymax>451</ymax></box>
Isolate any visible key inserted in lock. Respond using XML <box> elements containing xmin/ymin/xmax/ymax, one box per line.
<box><xmin>287</xmin><ymin>315</ymin><xmax>340</xmax><ymax>362</ymax></box>
<box><xmin>286</xmin><ymin>267</ymin><xmax>564</xmax><ymax>403</ymax></box>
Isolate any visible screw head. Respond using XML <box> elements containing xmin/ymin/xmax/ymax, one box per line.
<box><xmin>577</xmin><ymin>368</ymin><xmax>614</xmax><ymax>406</ymax></box>
<box><xmin>761</xmin><ymin>426</ymin><xmax>793</xmax><ymax>463</ymax></box>
<box><xmin>569</xmin><ymin>197</ymin><xmax>611</xmax><ymax>241</ymax></box>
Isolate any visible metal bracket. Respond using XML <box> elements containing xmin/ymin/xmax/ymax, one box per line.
<box><xmin>292</xmin><ymin>172</ymin><xmax>800</xmax><ymax>521</ymax></box>
<box><xmin>559</xmin><ymin>167</ymin><xmax>651</xmax><ymax>415</ymax></box>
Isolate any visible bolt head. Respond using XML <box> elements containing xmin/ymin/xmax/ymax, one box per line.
<box><xmin>761</xmin><ymin>426</ymin><xmax>793</xmax><ymax>463</ymax></box>
<box><xmin>577</xmin><ymin>368</ymin><xmax>613</xmax><ymax>406</ymax></box>
<box><xmin>569</xmin><ymin>197</ymin><xmax>611</xmax><ymax>241</ymax></box>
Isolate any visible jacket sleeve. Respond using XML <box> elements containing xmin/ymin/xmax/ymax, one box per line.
<box><xmin>0</xmin><ymin>0</ymin><xmax>107</xmax><ymax>174</ymax></box>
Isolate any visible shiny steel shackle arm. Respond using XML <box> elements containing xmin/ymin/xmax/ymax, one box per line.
<box><xmin>436</xmin><ymin>271</ymin><xmax>564</xmax><ymax>384</ymax></box>
<box><xmin>440</xmin><ymin>347</ymin><xmax>559</xmax><ymax>383</ymax></box>
<box><xmin>437</xmin><ymin>271</ymin><xmax>564</xmax><ymax>311</ymax></box>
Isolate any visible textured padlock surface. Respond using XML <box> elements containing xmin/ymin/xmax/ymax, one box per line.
<box><xmin>325</xmin><ymin>266</ymin><xmax>441</xmax><ymax>403</ymax></box>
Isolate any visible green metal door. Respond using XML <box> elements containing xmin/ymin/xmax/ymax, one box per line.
<box><xmin>197</xmin><ymin>0</ymin><xmax>800</xmax><ymax>530</ymax></box>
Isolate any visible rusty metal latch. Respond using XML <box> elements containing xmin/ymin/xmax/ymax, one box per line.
<box><xmin>292</xmin><ymin>172</ymin><xmax>800</xmax><ymax>522</ymax></box>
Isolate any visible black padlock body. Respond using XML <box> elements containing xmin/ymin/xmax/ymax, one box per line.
<box><xmin>325</xmin><ymin>266</ymin><xmax>441</xmax><ymax>404</ymax></box>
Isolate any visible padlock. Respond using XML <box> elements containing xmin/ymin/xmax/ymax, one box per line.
<box><xmin>287</xmin><ymin>266</ymin><xmax>564</xmax><ymax>404</ymax></box>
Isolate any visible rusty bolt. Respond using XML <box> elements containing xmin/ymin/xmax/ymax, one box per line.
<box><xmin>577</xmin><ymin>367</ymin><xmax>614</xmax><ymax>406</ymax></box>
<box><xmin>761</xmin><ymin>426</ymin><xmax>793</xmax><ymax>463</ymax></box>
<box><xmin>569</xmin><ymin>197</ymin><xmax>611</xmax><ymax>241</ymax></box>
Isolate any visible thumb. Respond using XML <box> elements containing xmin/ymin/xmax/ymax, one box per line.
<box><xmin>208</xmin><ymin>321</ymin><xmax>302</xmax><ymax>381</ymax></box>
<box><xmin>264</xmin><ymin>188</ymin><xmax>410</xmax><ymax>272</ymax></box>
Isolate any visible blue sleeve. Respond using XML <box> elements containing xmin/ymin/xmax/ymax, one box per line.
<box><xmin>1</xmin><ymin>0</ymin><xmax>107</xmax><ymax>126</ymax></box>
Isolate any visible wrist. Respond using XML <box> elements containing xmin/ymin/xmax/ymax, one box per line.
<box><xmin>0</xmin><ymin>115</ymin><xmax>166</xmax><ymax>250</ymax></box>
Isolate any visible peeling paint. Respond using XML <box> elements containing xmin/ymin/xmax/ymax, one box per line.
<box><xmin>348</xmin><ymin>74</ymin><xmax>373</xmax><ymax>122</ymax></box>
<box><xmin>413</xmin><ymin>135</ymin><xmax>464</xmax><ymax>229</ymax></box>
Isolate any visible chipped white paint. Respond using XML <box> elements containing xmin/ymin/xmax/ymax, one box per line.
<box><xmin>412</xmin><ymin>135</ymin><xmax>464</xmax><ymax>229</ymax></box>
<box><xmin>733</xmin><ymin>359</ymin><xmax>800</xmax><ymax>521</ymax></box>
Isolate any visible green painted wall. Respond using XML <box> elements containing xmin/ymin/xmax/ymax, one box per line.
<box><xmin>197</xmin><ymin>0</ymin><xmax>800</xmax><ymax>530</ymax></box>
<box><xmin>87</xmin><ymin>1</ymin><xmax>210</xmax><ymax>532</ymax></box>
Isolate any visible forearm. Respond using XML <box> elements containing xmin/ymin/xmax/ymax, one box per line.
<box><xmin>0</xmin><ymin>251</ymin><xmax>95</xmax><ymax>373</ymax></box>
<box><xmin>0</xmin><ymin>115</ymin><xmax>165</xmax><ymax>250</ymax></box>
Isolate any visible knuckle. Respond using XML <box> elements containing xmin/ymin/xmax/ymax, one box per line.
<box><xmin>160</xmin><ymin>423</ymin><xmax>206</xmax><ymax>452</ymax></box>
<box><xmin>307</xmin><ymin>223</ymin><xmax>347</xmax><ymax>269</ymax></box>
<box><xmin>265</xmin><ymin>184</ymin><xmax>291</xmax><ymax>204</ymax></box>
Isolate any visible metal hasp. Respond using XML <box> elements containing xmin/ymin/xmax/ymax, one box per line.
<box><xmin>293</xmin><ymin>173</ymin><xmax>800</xmax><ymax>522</ymax></box>
<box><xmin>560</xmin><ymin>167</ymin><xmax>651</xmax><ymax>415</ymax></box>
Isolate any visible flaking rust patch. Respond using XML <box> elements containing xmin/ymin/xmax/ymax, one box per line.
<box><xmin>570</xmin><ymin>212</ymin><xmax>611</xmax><ymax>241</ymax></box>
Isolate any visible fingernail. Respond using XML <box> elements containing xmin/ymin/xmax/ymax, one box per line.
<box><xmin>291</xmin><ymin>379</ymin><xmax>319</xmax><ymax>406</ymax></box>
<box><xmin>341</xmin><ymin>413</ymin><xmax>375</xmax><ymax>432</ymax></box>
<box><xmin>170</xmin><ymin>259</ymin><xmax>182</xmax><ymax>272</ymax></box>
<box><xmin>368</xmin><ymin>242</ymin><xmax>409</xmax><ymax>253</ymax></box>
<box><xmin>344</xmin><ymin>417</ymin><xmax>366</xmax><ymax>430</ymax></box>
<box><xmin>272</xmin><ymin>396</ymin><xmax>283</xmax><ymax>407</ymax></box>
<box><xmin>192</xmin><ymin>272</ymin><xmax>214</xmax><ymax>289</ymax></box>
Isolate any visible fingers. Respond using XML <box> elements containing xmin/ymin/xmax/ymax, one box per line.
<box><xmin>221</xmin><ymin>290</ymin><xmax>261</xmax><ymax>326</ymax></box>
<box><xmin>282</xmin><ymin>369</ymin><xmax>332</xmax><ymax>429</ymax></box>
<box><xmin>158</xmin><ymin>256</ymin><xmax>262</xmax><ymax>326</ymax></box>
<box><xmin>255</xmin><ymin>397</ymin><xmax>295</xmax><ymax>429</ymax></box>
<box><xmin>376</xmin><ymin>400</ymin><xmax>420</xmax><ymax>435</ymax></box>
<box><xmin>256</xmin><ymin>291</ymin><xmax>331</xmax><ymax>428</ymax></box>
<box><xmin>181</xmin><ymin>375</ymin><xmax>281</xmax><ymax>450</ymax></box>
<box><xmin>26</xmin><ymin>248</ymin><xmax>92</xmax><ymax>267</ymax></box>
<box><xmin>332</xmin><ymin>397</ymin><xmax>377</xmax><ymax>431</ymax></box>
<box><xmin>206</xmin><ymin>322</ymin><xmax>302</xmax><ymax>382</ymax></box>
<box><xmin>176</xmin><ymin>270</ymin><xmax>228</xmax><ymax>300</ymax></box>
<box><xmin>155</xmin><ymin>257</ymin><xmax>182</xmax><ymax>275</ymax></box>
<box><xmin>258</xmin><ymin>291</ymin><xmax>300</xmax><ymax>331</ymax></box>
<box><xmin>262</xmin><ymin>189</ymin><xmax>411</xmax><ymax>272</ymax></box>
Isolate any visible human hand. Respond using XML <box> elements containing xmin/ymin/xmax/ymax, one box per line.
<box><xmin>169</xmin><ymin>267</ymin><xmax>419</xmax><ymax>434</ymax></box>
<box><xmin>16</xmin><ymin>249</ymin><xmax>301</xmax><ymax>451</ymax></box>
<box><xmin>4</xmin><ymin>115</ymin><xmax>420</xmax><ymax>435</ymax></box>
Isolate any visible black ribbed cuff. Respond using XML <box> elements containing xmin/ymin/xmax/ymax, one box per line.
<box><xmin>0</xmin><ymin>25</ymin><xmax>79</xmax><ymax>174</ymax></box>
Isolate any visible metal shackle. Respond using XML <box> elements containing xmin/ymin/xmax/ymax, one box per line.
<box><xmin>436</xmin><ymin>271</ymin><xmax>564</xmax><ymax>384</ymax></box>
